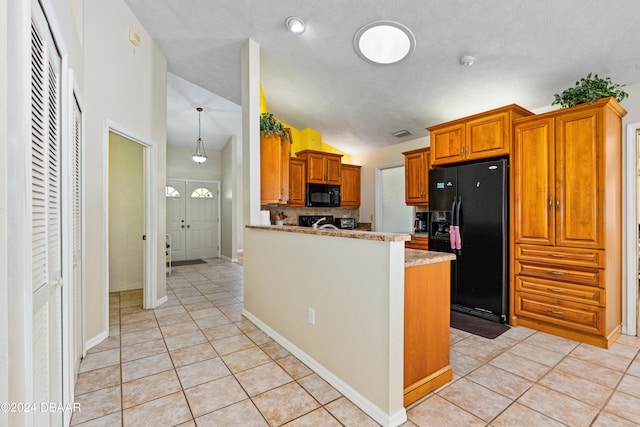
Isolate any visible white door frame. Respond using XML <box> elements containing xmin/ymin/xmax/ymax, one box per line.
<box><xmin>167</xmin><ymin>178</ymin><xmax>221</xmax><ymax>259</ymax></box>
<box><xmin>104</xmin><ymin>122</ymin><xmax>159</xmax><ymax>310</ymax></box>
<box><xmin>624</xmin><ymin>122</ymin><xmax>639</xmax><ymax>336</ymax></box>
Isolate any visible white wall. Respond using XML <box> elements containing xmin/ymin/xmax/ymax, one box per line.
<box><xmin>244</xmin><ymin>228</ymin><xmax>406</xmax><ymax>426</ymax></box>
<box><xmin>83</xmin><ymin>0</ymin><xmax>167</xmax><ymax>343</ymax></box>
<box><xmin>109</xmin><ymin>133</ymin><xmax>144</xmax><ymax>291</ymax></box>
<box><xmin>167</xmin><ymin>144</ymin><xmax>222</xmax><ymax>181</ymax></box>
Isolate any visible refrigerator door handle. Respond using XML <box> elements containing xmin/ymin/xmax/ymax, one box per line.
<box><xmin>455</xmin><ymin>197</ymin><xmax>462</xmax><ymax>251</ymax></box>
<box><xmin>450</xmin><ymin>197</ymin><xmax>457</xmax><ymax>250</ymax></box>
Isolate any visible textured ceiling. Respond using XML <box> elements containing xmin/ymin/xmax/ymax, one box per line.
<box><xmin>126</xmin><ymin>0</ymin><xmax>640</xmax><ymax>154</ymax></box>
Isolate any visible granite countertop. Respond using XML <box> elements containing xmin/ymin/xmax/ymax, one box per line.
<box><xmin>410</xmin><ymin>232</ymin><xmax>430</xmax><ymax>238</ymax></box>
<box><xmin>246</xmin><ymin>225</ymin><xmax>410</xmax><ymax>242</ymax></box>
<box><xmin>405</xmin><ymin>248</ymin><xmax>456</xmax><ymax>267</ymax></box>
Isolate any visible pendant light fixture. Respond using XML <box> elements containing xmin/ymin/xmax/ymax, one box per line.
<box><xmin>192</xmin><ymin>107</ymin><xmax>208</xmax><ymax>163</ymax></box>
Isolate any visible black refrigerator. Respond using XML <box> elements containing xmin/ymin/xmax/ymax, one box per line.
<box><xmin>428</xmin><ymin>158</ymin><xmax>508</xmax><ymax>323</ymax></box>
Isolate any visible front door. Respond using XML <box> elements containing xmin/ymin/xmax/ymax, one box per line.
<box><xmin>166</xmin><ymin>180</ymin><xmax>219</xmax><ymax>261</ymax></box>
<box><xmin>185</xmin><ymin>182</ymin><xmax>218</xmax><ymax>260</ymax></box>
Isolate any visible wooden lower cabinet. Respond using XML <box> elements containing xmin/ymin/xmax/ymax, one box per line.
<box><xmin>405</xmin><ymin>235</ymin><xmax>429</xmax><ymax>250</ymax></box>
<box><xmin>513</xmin><ymin>245</ymin><xmax>620</xmax><ymax>348</ymax></box>
<box><xmin>404</xmin><ymin>261</ymin><xmax>452</xmax><ymax>406</ymax></box>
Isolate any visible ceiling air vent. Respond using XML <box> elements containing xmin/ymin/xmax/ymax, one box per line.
<box><xmin>392</xmin><ymin>129</ymin><xmax>412</xmax><ymax>138</ymax></box>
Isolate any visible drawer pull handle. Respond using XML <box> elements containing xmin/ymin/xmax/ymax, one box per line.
<box><xmin>547</xmin><ymin>270</ymin><xmax>564</xmax><ymax>275</ymax></box>
<box><xmin>547</xmin><ymin>309</ymin><xmax>565</xmax><ymax>315</ymax></box>
<box><xmin>547</xmin><ymin>287</ymin><xmax>564</xmax><ymax>293</ymax></box>
<box><xmin>548</xmin><ymin>253</ymin><xmax>564</xmax><ymax>258</ymax></box>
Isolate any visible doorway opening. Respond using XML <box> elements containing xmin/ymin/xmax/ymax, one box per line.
<box><xmin>377</xmin><ymin>165</ymin><xmax>414</xmax><ymax>232</ymax></box>
<box><xmin>108</xmin><ymin>132</ymin><xmax>144</xmax><ymax>293</ymax></box>
<box><xmin>106</xmin><ymin>125</ymin><xmax>159</xmax><ymax>310</ymax></box>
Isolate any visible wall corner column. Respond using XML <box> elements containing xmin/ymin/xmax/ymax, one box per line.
<box><xmin>241</xmin><ymin>39</ymin><xmax>261</xmax><ymax>226</ymax></box>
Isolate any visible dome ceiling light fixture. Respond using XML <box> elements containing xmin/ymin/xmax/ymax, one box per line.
<box><xmin>354</xmin><ymin>21</ymin><xmax>416</xmax><ymax>65</ymax></box>
<box><xmin>285</xmin><ymin>16</ymin><xmax>306</xmax><ymax>34</ymax></box>
<box><xmin>192</xmin><ymin>107</ymin><xmax>208</xmax><ymax>164</ymax></box>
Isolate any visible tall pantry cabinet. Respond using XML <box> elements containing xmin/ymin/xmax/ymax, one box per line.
<box><xmin>511</xmin><ymin>98</ymin><xmax>627</xmax><ymax>348</ymax></box>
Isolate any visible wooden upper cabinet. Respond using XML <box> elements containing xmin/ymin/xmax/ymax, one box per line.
<box><xmin>429</xmin><ymin>124</ymin><xmax>465</xmax><ymax>165</ymax></box>
<box><xmin>289</xmin><ymin>157</ymin><xmax>306</xmax><ymax>207</ymax></box>
<box><xmin>513</xmin><ymin>102</ymin><xmax>616</xmax><ymax>250</ymax></box>
<box><xmin>260</xmin><ymin>133</ymin><xmax>291</xmax><ymax>204</ymax></box>
<box><xmin>403</xmin><ymin>148</ymin><xmax>430</xmax><ymax>206</ymax></box>
<box><xmin>513</xmin><ymin>117</ymin><xmax>556</xmax><ymax>246</ymax></box>
<box><xmin>466</xmin><ymin>111</ymin><xmax>511</xmax><ymax>160</ymax></box>
<box><xmin>428</xmin><ymin>105</ymin><xmax>533</xmax><ymax>166</ymax></box>
<box><xmin>555</xmin><ymin>108</ymin><xmax>603</xmax><ymax>248</ymax></box>
<box><xmin>325</xmin><ymin>155</ymin><xmax>342</xmax><ymax>184</ymax></box>
<box><xmin>340</xmin><ymin>164</ymin><xmax>361</xmax><ymax>208</ymax></box>
<box><xmin>306</xmin><ymin>152</ymin><xmax>327</xmax><ymax>182</ymax></box>
<box><xmin>296</xmin><ymin>150</ymin><xmax>342</xmax><ymax>184</ymax></box>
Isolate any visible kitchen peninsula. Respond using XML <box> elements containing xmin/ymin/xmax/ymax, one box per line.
<box><xmin>243</xmin><ymin>225</ymin><xmax>455</xmax><ymax>427</ymax></box>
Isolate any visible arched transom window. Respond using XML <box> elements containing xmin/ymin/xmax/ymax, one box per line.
<box><xmin>191</xmin><ymin>187</ymin><xmax>213</xmax><ymax>198</ymax></box>
<box><xmin>165</xmin><ymin>186</ymin><xmax>180</xmax><ymax>198</ymax></box>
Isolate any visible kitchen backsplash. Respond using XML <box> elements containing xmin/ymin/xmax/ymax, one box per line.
<box><xmin>261</xmin><ymin>205</ymin><xmax>359</xmax><ymax>225</ymax></box>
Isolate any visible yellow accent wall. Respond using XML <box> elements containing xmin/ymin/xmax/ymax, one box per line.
<box><xmin>260</xmin><ymin>84</ymin><xmax>351</xmax><ymax>163</ymax></box>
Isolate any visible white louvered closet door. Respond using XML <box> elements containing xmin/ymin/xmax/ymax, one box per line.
<box><xmin>31</xmin><ymin>9</ymin><xmax>63</xmax><ymax>427</ymax></box>
<box><xmin>72</xmin><ymin>95</ymin><xmax>83</xmax><ymax>375</ymax></box>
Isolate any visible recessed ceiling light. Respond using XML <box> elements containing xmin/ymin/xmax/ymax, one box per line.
<box><xmin>285</xmin><ymin>16</ymin><xmax>306</xmax><ymax>34</ymax></box>
<box><xmin>354</xmin><ymin>21</ymin><xmax>416</xmax><ymax>65</ymax></box>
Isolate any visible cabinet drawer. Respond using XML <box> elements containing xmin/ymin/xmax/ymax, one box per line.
<box><xmin>515</xmin><ymin>275</ymin><xmax>604</xmax><ymax>306</ymax></box>
<box><xmin>515</xmin><ymin>245</ymin><xmax>605</xmax><ymax>269</ymax></box>
<box><xmin>515</xmin><ymin>292</ymin><xmax>603</xmax><ymax>335</ymax></box>
<box><xmin>515</xmin><ymin>260</ymin><xmax>602</xmax><ymax>287</ymax></box>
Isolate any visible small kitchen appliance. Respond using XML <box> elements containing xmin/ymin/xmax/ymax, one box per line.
<box><xmin>414</xmin><ymin>212</ymin><xmax>429</xmax><ymax>233</ymax></box>
<box><xmin>334</xmin><ymin>217</ymin><xmax>356</xmax><ymax>230</ymax></box>
<box><xmin>305</xmin><ymin>184</ymin><xmax>340</xmax><ymax>207</ymax></box>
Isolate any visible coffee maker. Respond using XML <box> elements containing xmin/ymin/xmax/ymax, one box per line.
<box><xmin>414</xmin><ymin>212</ymin><xmax>429</xmax><ymax>234</ymax></box>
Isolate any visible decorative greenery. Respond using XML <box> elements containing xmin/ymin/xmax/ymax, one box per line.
<box><xmin>260</xmin><ymin>112</ymin><xmax>289</xmax><ymax>140</ymax></box>
<box><xmin>552</xmin><ymin>73</ymin><xmax>629</xmax><ymax>108</ymax></box>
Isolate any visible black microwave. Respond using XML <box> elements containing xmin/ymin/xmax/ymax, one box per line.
<box><xmin>306</xmin><ymin>184</ymin><xmax>340</xmax><ymax>207</ymax></box>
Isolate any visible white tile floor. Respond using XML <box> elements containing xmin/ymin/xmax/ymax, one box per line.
<box><xmin>72</xmin><ymin>258</ymin><xmax>640</xmax><ymax>426</ymax></box>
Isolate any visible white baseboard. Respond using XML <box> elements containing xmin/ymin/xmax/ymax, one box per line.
<box><xmin>220</xmin><ymin>254</ymin><xmax>238</xmax><ymax>263</ymax></box>
<box><xmin>153</xmin><ymin>295</ymin><xmax>168</xmax><ymax>308</ymax></box>
<box><xmin>84</xmin><ymin>330</ymin><xmax>108</xmax><ymax>353</ymax></box>
<box><xmin>242</xmin><ymin>309</ymin><xmax>407</xmax><ymax>427</ymax></box>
